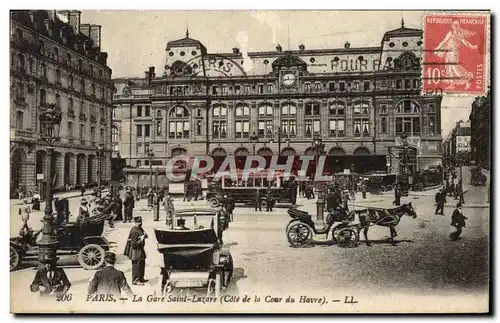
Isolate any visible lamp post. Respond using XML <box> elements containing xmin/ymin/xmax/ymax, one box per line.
<box><xmin>36</xmin><ymin>103</ymin><xmax>62</xmax><ymax>270</ymax></box>
<box><xmin>312</xmin><ymin>133</ymin><xmax>325</xmax><ymax>224</ymax></box>
<box><xmin>96</xmin><ymin>143</ymin><xmax>104</xmax><ymax>188</ymax></box>
<box><xmin>146</xmin><ymin>148</ymin><xmax>155</xmax><ymax>187</ymax></box>
<box><xmin>250</xmin><ymin>132</ymin><xmax>258</xmax><ymax>155</ymax></box>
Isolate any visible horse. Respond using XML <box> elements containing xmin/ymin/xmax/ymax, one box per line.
<box><xmin>355</xmin><ymin>203</ymin><xmax>418</xmax><ymax>246</ymax></box>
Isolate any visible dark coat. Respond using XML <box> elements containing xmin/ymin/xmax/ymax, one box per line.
<box><xmin>124</xmin><ymin>226</ymin><xmax>147</xmax><ymax>261</ymax></box>
<box><xmin>225</xmin><ymin>197</ymin><xmax>235</xmax><ymax>212</ymax></box>
<box><xmin>114</xmin><ymin>196</ymin><xmax>123</xmax><ymax>215</ymax></box>
<box><xmin>88</xmin><ymin>265</ymin><xmax>133</xmax><ymax>296</ymax></box>
<box><xmin>124</xmin><ymin>193</ymin><xmax>135</xmax><ymax>210</ymax></box>
<box><xmin>451</xmin><ymin>209</ymin><xmax>467</xmax><ymax>227</ymax></box>
<box><xmin>30</xmin><ymin>267</ymin><xmax>71</xmax><ymax>297</ymax></box>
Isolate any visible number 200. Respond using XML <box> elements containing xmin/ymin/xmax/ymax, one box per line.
<box><xmin>56</xmin><ymin>294</ymin><xmax>72</xmax><ymax>302</ymax></box>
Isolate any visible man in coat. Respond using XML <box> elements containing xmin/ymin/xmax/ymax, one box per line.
<box><xmin>113</xmin><ymin>193</ymin><xmax>123</xmax><ymax>222</ymax></box>
<box><xmin>88</xmin><ymin>252</ymin><xmax>133</xmax><ymax>298</ymax></box>
<box><xmin>450</xmin><ymin>203</ymin><xmax>468</xmax><ymax>241</ymax></box>
<box><xmin>163</xmin><ymin>193</ymin><xmax>174</xmax><ymax>227</ymax></box>
<box><xmin>30</xmin><ymin>257</ymin><xmax>71</xmax><ymax>298</ymax></box>
<box><xmin>266</xmin><ymin>187</ymin><xmax>274</xmax><ymax>212</ymax></box>
<box><xmin>123</xmin><ymin>188</ymin><xmax>135</xmax><ymax>223</ymax></box>
<box><xmin>435</xmin><ymin>188</ymin><xmax>446</xmax><ymax>215</ymax></box>
<box><xmin>152</xmin><ymin>191</ymin><xmax>160</xmax><ymax>221</ymax></box>
<box><xmin>123</xmin><ymin>216</ymin><xmax>148</xmax><ymax>285</ymax></box>
<box><xmin>254</xmin><ymin>189</ymin><xmax>262</xmax><ymax>212</ymax></box>
<box><xmin>394</xmin><ymin>185</ymin><xmax>402</xmax><ymax>206</ymax></box>
<box><xmin>225</xmin><ymin>194</ymin><xmax>235</xmax><ymax>222</ymax></box>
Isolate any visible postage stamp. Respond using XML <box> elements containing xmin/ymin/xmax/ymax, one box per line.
<box><xmin>423</xmin><ymin>12</ymin><xmax>490</xmax><ymax>96</ymax></box>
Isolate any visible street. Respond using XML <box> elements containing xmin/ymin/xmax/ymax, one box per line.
<box><xmin>10</xmin><ymin>167</ymin><xmax>489</xmax><ymax>313</ymax></box>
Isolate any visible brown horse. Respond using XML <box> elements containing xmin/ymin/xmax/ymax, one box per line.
<box><xmin>355</xmin><ymin>203</ymin><xmax>418</xmax><ymax>246</ymax></box>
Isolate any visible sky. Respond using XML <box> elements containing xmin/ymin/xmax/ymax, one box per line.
<box><xmin>80</xmin><ymin>10</ymin><xmax>481</xmax><ymax>136</ymax></box>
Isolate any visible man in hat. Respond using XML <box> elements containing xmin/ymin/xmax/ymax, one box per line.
<box><xmin>88</xmin><ymin>252</ymin><xmax>133</xmax><ymax>298</ymax></box>
<box><xmin>30</xmin><ymin>257</ymin><xmax>71</xmax><ymax>297</ymax></box>
<box><xmin>450</xmin><ymin>203</ymin><xmax>468</xmax><ymax>241</ymax></box>
<box><xmin>18</xmin><ymin>198</ymin><xmax>31</xmax><ymax>236</ymax></box>
<box><xmin>254</xmin><ymin>189</ymin><xmax>262</xmax><ymax>212</ymax></box>
<box><xmin>394</xmin><ymin>185</ymin><xmax>402</xmax><ymax>206</ymax></box>
<box><xmin>163</xmin><ymin>193</ymin><xmax>174</xmax><ymax>227</ymax></box>
<box><xmin>77</xmin><ymin>198</ymin><xmax>90</xmax><ymax>223</ymax></box>
<box><xmin>123</xmin><ymin>216</ymin><xmax>148</xmax><ymax>285</ymax></box>
<box><xmin>152</xmin><ymin>191</ymin><xmax>160</xmax><ymax>221</ymax></box>
<box><xmin>123</xmin><ymin>188</ymin><xmax>135</xmax><ymax>223</ymax></box>
<box><xmin>175</xmin><ymin>218</ymin><xmax>190</xmax><ymax>230</ymax></box>
<box><xmin>435</xmin><ymin>188</ymin><xmax>447</xmax><ymax>215</ymax></box>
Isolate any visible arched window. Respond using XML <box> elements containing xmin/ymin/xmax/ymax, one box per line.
<box><xmin>168</xmin><ymin>106</ymin><xmax>190</xmax><ymax>139</ymax></box>
<box><xmin>353</xmin><ymin>101</ymin><xmax>370</xmax><ymax>115</ymax></box>
<box><xmin>68</xmin><ymin>97</ymin><xmax>74</xmax><ymax>112</ymax></box>
<box><xmin>80</xmin><ymin>79</ymin><xmax>85</xmax><ymax>94</ymax></box>
<box><xmin>329</xmin><ymin>101</ymin><xmax>346</xmax><ymax>138</ymax></box>
<box><xmin>235</xmin><ymin>103</ymin><xmax>250</xmax><ymax>139</ymax></box>
<box><xmin>56</xmin><ymin>69</ymin><xmax>61</xmax><ymax>84</ymax></box>
<box><xmin>281</xmin><ymin>103</ymin><xmax>297</xmax><ymax>138</ymax></box>
<box><xmin>90</xmin><ymin>83</ymin><xmax>95</xmax><ymax>96</ymax></box>
<box><xmin>67</xmin><ymin>121</ymin><xmax>73</xmax><ymax>137</ymax></box>
<box><xmin>16</xmin><ymin>111</ymin><xmax>23</xmax><ymax>129</ymax></box>
<box><xmin>304</xmin><ymin>101</ymin><xmax>320</xmax><ymax>138</ymax></box>
<box><xmin>257</xmin><ymin>103</ymin><xmax>273</xmax><ymax>139</ymax></box>
<box><xmin>395</xmin><ymin>100</ymin><xmax>421</xmax><ymax>136</ymax></box>
<box><xmin>212</xmin><ymin>104</ymin><xmax>227</xmax><ymax>139</ymax></box>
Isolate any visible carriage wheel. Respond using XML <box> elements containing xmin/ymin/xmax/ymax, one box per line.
<box><xmin>380</xmin><ymin>186</ymin><xmax>387</xmax><ymax>192</ymax></box>
<box><xmin>386</xmin><ymin>185</ymin><xmax>394</xmax><ymax>191</ymax></box>
<box><xmin>78</xmin><ymin>244</ymin><xmax>105</xmax><ymax>270</ymax></box>
<box><xmin>287</xmin><ymin>222</ymin><xmax>313</xmax><ymax>247</ymax></box>
<box><xmin>10</xmin><ymin>246</ymin><xmax>20</xmax><ymax>271</ymax></box>
<box><xmin>335</xmin><ymin>227</ymin><xmax>359</xmax><ymax>248</ymax></box>
<box><xmin>209</xmin><ymin>198</ymin><xmax>219</xmax><ymax>208</ymax></box>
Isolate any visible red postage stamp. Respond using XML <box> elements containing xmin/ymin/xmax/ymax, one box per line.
<box><xmin>423</xmin><ymin>12</ymin><xmax>489</xmax><ymax>95</ymax></box>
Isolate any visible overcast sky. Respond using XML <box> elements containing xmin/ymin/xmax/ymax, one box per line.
<box><xmin>80</xmin><ymin>10</ymin><xmax>480</xmax><ymax>136</ymax></box>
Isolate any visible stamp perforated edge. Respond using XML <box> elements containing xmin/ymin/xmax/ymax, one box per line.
<box><xmin>421</xmin><ymin>11</ymin><xmax>491</xmax><ymax>97</ymax></box>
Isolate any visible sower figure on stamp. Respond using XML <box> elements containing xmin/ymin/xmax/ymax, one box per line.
<box><xmin>123</xmin><ymin>216</ymin><xmax>148</xmax><ymax>285</ymax></box>
<box><xmin>450</xmin><ymin>202</ymin><xmax>468</xmax><ymax>241</ymax></box>
<box><xmin>88</xmin><ymin>252</ymin><xmax>134</xmax><ymax>298</ymax></box>
<box><xmin>30</xmin><ymin>257</ymin><xmax>71</xmax><ymax>298</ymax></box>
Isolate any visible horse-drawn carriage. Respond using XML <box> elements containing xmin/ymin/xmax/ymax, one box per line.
<box><xmin>154</xmin><ymin>208</ymin><xmax>233</xmax><ymax>298</ymax></box>
<box><xmin>10</xmin><ymin>213</ymin><xmax>111</xmax><ymax>271</ymax></box>
<box><xmin>286</xmin><ymin>203</ymin><xmax>418</xmax><ymax>248</ymax></box>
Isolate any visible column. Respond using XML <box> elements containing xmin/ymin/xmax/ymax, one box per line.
<box><xmin>297</xmin><ymin>100</ymin><xmax>304</xmax><ymax>138</ymax></box>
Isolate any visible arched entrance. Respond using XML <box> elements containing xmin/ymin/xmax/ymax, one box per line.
<box><xmin>64</xmin><ymin>152</ymin><xmax>75</xmax><ymax>186</ymax></box>
<box><xmin>87</xmin><ymin>155</ymin><xmax>96</xmax><ymax>184</ymax></box>
<box><xmin>51</xmin><ymin>151</ymin><xmax>64</xmax><ymax>189</ymax></box>
<box><xmin>280</xmin><ymin>147</ymin><xmax>296</xmax><ymax>156</ymax></box>
<box><xmin>234</xmin><ymin>147</ymin><xmax>249</xmax><ymax>156</ymax></box>
<box><xmin>257</xmin><ymin>147</ymin><xmax>273</xmax><ymax>156</ymax></box>
<box><xmin>10</xmin><ymin>149</ymin><xmax>24</xmax><ymax>195</ymax></box>
<box><xmin>328</xmin><ymin>147</ymin><xmax>346</xmax><ymax>155</ymax></box>
<box><xmin>76</xmin><ymin>154</ymin><xmax>86</xmax><ymax>185</ymax></box>
<box><xmin>35</xmin><ymin>150</ymin><xmax>47</xmax><ymax>185</ymax></box>
<box><xmin>210</xmin><ymin>147</ymin><xmax>227</xmax><ymax>156</ymax></box>
<box><xmin>353</xmin><ymin>147</ymin><xmax>370</xmax><ymax>155</ymax></box>
<box><xmin>304</xmin><ymin>147</ymin><xmax>315</xmax><ymax>156</ymax></box>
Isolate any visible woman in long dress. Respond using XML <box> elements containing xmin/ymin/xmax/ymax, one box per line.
<box><xmin>435</xmin><ymin>20</ymin><xmax>478</xmax><ymax>90</ymax></box>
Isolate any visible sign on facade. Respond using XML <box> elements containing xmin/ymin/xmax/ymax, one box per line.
<box><xmin>343</xmin><ymin>169</ymin><xmax>350</xmax><ymax>175</ymax></box>
<box><xmin>36</xmin><ymin>173</ymin><xmax>44</xmax><ymax>180</ymax></box>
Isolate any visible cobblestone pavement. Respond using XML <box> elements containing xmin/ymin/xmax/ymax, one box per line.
<box><xmin>10</xmin><ymin>167</ymin><xmax>489</xmax><ymax>313</ymax></box>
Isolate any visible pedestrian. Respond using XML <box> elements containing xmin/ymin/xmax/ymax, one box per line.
<box><xmin>123</xmin><ymin>216</ymin><xmax>148</xmax><ymax>285</ymax></box>
<box><xmin>152</xmin><ymin>191</ymin><xmax>160</xmax><ymax>221</ymax></box>
<box><xmin>450</xmin><ymin>203</ymin><xmax>467</xmax><ymax>241</ymax></box>
<box><xmin>163</xmin><ymin>193</ymin><xmax>174</xmax><ymax>227</ymax></box>
<box><xmin>113</xmin><ymin>193</ymin><xmax>123</xmax><ymax>222</ymax></box>
<box><xmin>394</xmin><ymin>185</ymin><xmax>401</xmax><ymax>206</ymax></box>
<box><xmin>182</xmin><ymin>184</ymin><xmax>189</xmax><ymax>202</ymax></box>
<box><xmin>361</xmin><ymin>181</ymin><xmax>367</xmax><ymax>199</ymax></box>
<box><xmin>77</xmin><ymin>198</ymin><xmax>90</xmax><ymax>223</ymax></box>
<box><xmin>434</xmin><ymin>188</ymin><xmax>446</xmax><ymax>215</ymax></box>
<box><xmin>266</xmin><ymin>187</ymin><xmax>274</xmax><ymax>212</ymax></box>
<box><xmin>32</xmin><ymin>191</ymin><xmax>41</xmax><ymax>211</ymax></box>
<box><xmin>254</xmin><ymin>189</ymin><xmax>261</xmax><ymax>212</ymax></box>
<box><xmin>30</xmin><ymin>257</ymin><xmax>71</xmax><ymax>298</ymax></box>
<box><xmin>123</xmin><ymin>188</ymin><xmax>135</xmax><ymax>223</ymax></box>
<box><xmin>211</xmin><ymin>207</ymin><xmax>229</xmax><ymax>244</ymax></box>
<box><xmin>81</xmin><ymin>184</ymin><xmax>86</xmax><ymax>197</ymax></box>
<box><xmin>18</xmin><ymin>198</ymin><xmax>31</xmax><ymax>236</ymax></box>
<box><xmin>225</xmin><ymin>194</ymin><xmax>235</xmax><ymax>222</ymax></box>
<box><xmin>88</xmin><ymin>252</ymin><xmax>134</xmax><ymax>298</ymax></box>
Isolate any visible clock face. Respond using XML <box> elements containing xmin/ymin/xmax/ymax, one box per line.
<box><xmin>282</xmin><ymin>72</ymin><xmax>297</xmax><ymax>87</ymax></box>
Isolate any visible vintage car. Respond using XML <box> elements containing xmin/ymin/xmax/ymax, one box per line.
<box><xmin>154</xmin><ymin>208</ymin><xmax>233</xmax><ymax>297</ymax></box>
<box><xmin>10</xmin><ymin>213</ymin><xmax>111</xmax><ymax>271</ymax></box>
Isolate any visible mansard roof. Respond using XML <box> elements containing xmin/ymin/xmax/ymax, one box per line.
<box><xmin>166</xmin><ymin>30</ymin><xmax>207</xmax><ymax>54</ymax></box>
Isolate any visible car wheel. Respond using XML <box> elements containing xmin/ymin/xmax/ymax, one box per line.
<box><xmin>209</xmin><ymin>198</ymin><xmax>219</xmax><ymax>208</ymax></box>
<box><xmin>78</xmin><ymin>244</ymin><xmax>105</xmax><ymax>270</ymax></box>
<box><xmin>10</xmin><ymin>246</ymin><xmax>20</xmax><ymax>271</ymax></box>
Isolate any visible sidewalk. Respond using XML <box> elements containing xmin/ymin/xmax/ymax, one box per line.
<box><xmin>10</xmin><ymin>188</ymin><xmax>110</xmax><ymax>206</ymax></box>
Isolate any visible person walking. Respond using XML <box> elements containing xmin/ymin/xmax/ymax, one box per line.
<box><xmin>394</xmin><ymin>185</ymin><xmax>402</xmax><ymax>206</ymax></box>
<box><xmin>152</xmin><ymin>191</ymin><xmax>160</xmax><ymax>222</ymax></box>
<box><xmin>113</xmin><ymin>193</ymin><xmax>123</xmax><ymax>222</ymax></box>
<box><xmin>32</xmin><ymin>191</ymin><xmax>41</xmax><ymax>211</ymax></box>
<box><xmin>123</xmin><ymin>188</ymin><xmax>135</xmax><ymax>223</ymax></box>
<box><xmin>18</xmin><ymin>198</ymin><xmax>31</xmax><ymax>236</ymax></box>
<box><xmin>450</xmin><ymin>203</ymin><xmax>467</xmax><ymax>241</ymax></box>
<box><xmin>225</xmin><ymin>194</ymin><xmax>235</xmax><ymax>222</ymax></box>
<box><xmin>163</xmin><ymin>193</ymin><xmax>174</xmax><ymax>227</ymax></box>
<box><xmin>435</xmin><ymin>188</ymin><xmax>447</xmax><ymax>215</ymax></box>
<box><xmin>361</xmin><ymin>181</ymin><xmax>367</xmax><ymax>199</ymax></box>
<box><xmin>254</xmin><ymin>189</ymin><xmax>262</xmax><ymax>212</ymax></box>
<box><xmin>123</xmin><ymin>216</ymin><xmax>148</xmax><ymax>285</ymax></box>
<box><xmin>77</xmin><ymin>198</ymin><xmax>90</xmax><ymax>223</ymax></box>
<box><xmin>88</xmin><ymin>252</ymin><xmax>133</xmax><ymax>298</ymax></box>
<box><xmin>30</xmin><ymin>257</ymin><xmax>71</xmax><ymax>298</ymax></box>
<box><xmin>266</xmin><ymin>187</ymin><xmax>274</xmax><ymax>212</ymax></box>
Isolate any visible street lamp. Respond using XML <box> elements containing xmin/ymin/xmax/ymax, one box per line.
<box><xmin>311</xmin><ymin>132</ymin><xmax>326</xmax><ymax>224</ymax></box>
<box><xmin>146</xmin><ymin>148</ymin><xmax>155</xmax><ymax>187</ymax></box>
<box><xmin>250</xmin><ymin>132</ymin><xmax>258</xmax><ymax>155</ymax></box>
<box><xmin>96</xmin><ymin>143</ymin><xmax>104</xmax><ymax>188</ymax></box>
<box><xmin>37</xmin><ymin>103</ymin><xmax>62</xmax><ymax>270</ymax></box>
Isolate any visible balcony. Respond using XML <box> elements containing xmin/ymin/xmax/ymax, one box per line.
<box><xmin>10</xmin><ymin>128</ymin><xmax>37</xmax><ymax>142</ymax></box>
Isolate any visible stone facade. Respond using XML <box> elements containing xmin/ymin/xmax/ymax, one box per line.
<box><xmin>113</xmin><ymin>22</ymin><xmax>443</xmax><ymax>174</ymax></box>
<box><xmin>10</xmin><ymin>10</ymin><xmax>113</xmax><ymax>194</ymax></box>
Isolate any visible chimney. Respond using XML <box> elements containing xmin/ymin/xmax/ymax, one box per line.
<box><xmin>68</xmin><ymin>10</ymin><xmax>81</xmax><ymax>34</ymax></box>
<box><xmin>145</xmin><ymin>71</ymin><xmax>150</xmax><ymax>81</ymax></box>
<box><xmin>90</xmin><ymin>24</ymin><xmax>102</xmax><ymax>48</ymax></box>
<box><xmin>232</xmin><ymin>47</ymin><xmax>239</xmax><ymax>54</ymax></box>
<box><xmin>299</xmin><ymin>44</ymin><xmax>305</xmax><ymax>51</ymax></box>
<box><xmin>149</xmin><ymin>66</ymin><xmax>155</xmax><ymax>78</ymax></box>
<box><xmin>344</xmin><ymin>41</ymin><xmax>351</xmax><ymax>49</ymax></box>
<box><xmin>276</xmin><ymin>44</ymin><xmax>282</xmax><ymax>52</ymax></box>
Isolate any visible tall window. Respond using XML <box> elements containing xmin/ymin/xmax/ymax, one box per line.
<box><xmin>329</xmin><ymin>101</ymin><xmax>346</xmax><ymax>137</ymax></box>
<box><xmin>363</xmin><ymin>81</ymin><xmax>370</xmax><ymax>91</ymax></box>
<box><xmin>18</xmin><ymin>54</ymin><xmax>25</xmax><ymax>71</ymax></box>
<box><xmin>145</xmin><ymin>105</ymin><xmax>150</xmax><ymax>117</ymax></box>
<box><xmin>100</xmin><ymin>128</ymin><xmax>104</xmax><ymax>142</ymax></box>
<box><xmin>168</xmin><ymin>106</ymin><xmax>190</xmax><ymax>139</ymax></box>
<box><xmin>69</xmin><ymin>75</ymin><xmax>74</xmax><ymax>88</ymax></box>
<box><xmin>56</xmin><ymin>69</ymin><xmax>61</xmax><ymax>84</ymax></box>
<box><xmin>55</xmin><ymin>94</ymin><xmax>61</xmax><ymax>107</ymax></box>
<box><xmin>100</xmin><ymin>87</ymin><xmax>105</xmax><ymax>100</ymax></box>
<box><xmin>144</xmin><ymin>124</ymin><xmax>150</xmax><ymax>137</ymax></box>
<box><xmin>281</xmin><ymin>103</ymin><xmax>297</xmax><ymax>138</ymax></box>
<box><xmin>267</xmin><ymin>84</ymin><xmax>274</xmax><ymax>93</ymax></box>
<box><xmin>136</xmin><ymin>125</ymin><xmax>142</xmax><ymax>137</ymax></box>
<box><xmin>16</xmin><ymin>111</ymin><xmax>23</xmax><ymax>129</ymax></box>
<box><xmin>428</xmin><ymin>104</ymin><xmax>436</xmax><ymax>135</ymax></box>
<box><xmin>196</xmin><ymin>120</ymin><xmax>202</xmax><ymax>135</ymax></box>
<box><xmin>80</xmin><ymin>79</ymin><xmax>85</xmax><ymax>94</ymax></box>
<box><xmin>100</xmin><ymin>107</ymin><xmax>105</xmax><ymax>120</ymax></box>
<box><xmin>80</xmin><ymin>124</ymin><xmax>85</xmax><ymax>139</ymax></box>
<box><xmin>353</xmin><ymin>101</ymin><xmax>370</xmax><ymax>115</ymax></box>
<box><xmin>90</xmin><ymin>126</ymin><xmax>95</xmax><ymax>142</ymax></box>
<box><xmin>136</xmin><ymin>143</ymin><xmax>142</xmax><ymax>155</ymax></box>
<box><xmin>90</xmin><ymin>83</ymin><xmax>95</xmax><ymax>96</ymax></box>
<box><xmin>395</xmin><ymin>100</ymin><xmax>421</xmax><ymax>136</ymax></box>
<box><xmin>305</xmin><ymin>102</ymin><xmax>321</xmax><ymax>138</ymax></box>
<box><xmin>68</xmin><ymin>98</ymin><xmax>73</xmax><ymax>112</ymax></box>
<box><xmin>354</xmin><ymin>119</ymin><xmax>370</xmax><ymax>137</ymax></box>
<box><xmin>212</xmin><ymin>104</ymin><xmax>227</xmax><ymax>139</ymax></box>
<box><xmin>258</xmin><ymin>104</ymin><xmax>273</xmax><ymax>138</ymax></box>
<box><xmin>112</xmin><ymin>126</ymin><xmax>120</xmax><ymax>150</ymax></box>
<box><xmin>40</xmin><ymin>89</ymin><xmax>46</xmax><ymax>105</ymax></box>
<box><xmin>40</xmin><ymin>63</ymin><xmax>47</xmax><ymax>78</ymax></box>
<box><xmin>137</xmin><ymin>105</ymin><xmax>142</xmax><ymax>117</ymax></box>
<box><xmin>235</xmin><ymin>104</ymin><xmax>250</xmax><ymax>139</ymax></box>
<box><xmin>381</xmin><ymin>117</ymin><xmax>388</xmax><ymax>133</ymax></box>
